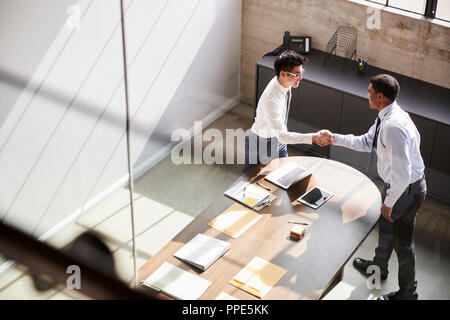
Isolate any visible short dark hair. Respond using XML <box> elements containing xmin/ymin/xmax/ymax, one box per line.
<box><xmin>274</xmin><ymin>50</ymin><xmax>307</xmax><ymax>77</ymax></box>
<box><xmin>370</xmin><ymin>74</ymin><xmax>400</xmax><ymax>101</ymax></box>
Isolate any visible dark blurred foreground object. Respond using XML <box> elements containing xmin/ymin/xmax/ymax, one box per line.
<box><xmin>32</xmin><ymin>231</ymin><xmax>116</xmax><ymax>291</ymax></box>
<box><xmin>0</xmin><ymin>221</ymin><xmax>160</xmax><ymax>299</ymax></box>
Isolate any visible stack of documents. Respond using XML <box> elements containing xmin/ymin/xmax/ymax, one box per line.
<box><xmin>289</xmin><ymin>225</ymin><xmax>305</xmax><ymax>241</ymax></box>
<box><xmin>224</xmin><ymin>181</ymin><xmax>271</xmax><ymax>209</ymax></box>
<box><xmin>141</xmin><ymin>262</ymin><xmax>211</xmax><ymax>300</ymax></box>
<box><xmin>173</xmin><ymin>233</ymin><xmax>230</xmax><ymax>270</ymax></box>
<box><xmin>229</xmin><ymin>256</ymin><xmax>287</xmax><ymax>299</ymax></box>
<box><xmin>208</xmin><ymin>203</ymin><xmax>262</xmax><ymax>238</ymax></box>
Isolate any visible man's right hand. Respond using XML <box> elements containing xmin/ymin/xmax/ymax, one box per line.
<box><xmin>312</xmin><ymin>130</ymin><xmax>336</xmax><ymax>147</ymax></box>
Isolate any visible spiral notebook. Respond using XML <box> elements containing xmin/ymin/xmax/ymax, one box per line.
<box><xmin>224</xmin><ymin>181</ymin><xmax>272</xmax><ymax>209</ymax></box>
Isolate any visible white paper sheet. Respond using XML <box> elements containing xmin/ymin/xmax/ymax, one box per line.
<box><xmin>174</xmin><ymin>233</ymin><xmax>230</xmax><ymax>270</ymax></box>
<box><xmin>142</xmin><ymin>262</ymin><xmax>212</xmax><ymax>300</ymax></box>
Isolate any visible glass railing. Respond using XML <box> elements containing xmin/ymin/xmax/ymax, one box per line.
<box><xmin>0</xmin><ymin>0</ymin><xmax>242</xmax><ymax>300</ymax></box>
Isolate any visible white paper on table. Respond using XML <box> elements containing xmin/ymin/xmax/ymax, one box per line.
<box><xmin>208</xmin><ymin>203</ymin><xmax>262</xmax><ymax>238</ymax></box>
<box><xmin>174</xmin><ymin>233</ymin><xmax>230</xmax><ymax>270</ymax></box>
<box><xmin>141</xmin><ymin>262</ymin><xmax>211</xmax><ymax>300</ymax></box>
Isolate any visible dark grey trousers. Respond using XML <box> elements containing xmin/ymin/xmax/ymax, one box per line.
<box><xmin>243</xmin><ymin>130</ymin><xmax>287</xmax><ymax>172</ymax></box>
<box><xmin>373</xmin><ymin>174</ymin><xmax>427</xmax><ymax>296</ymax></box>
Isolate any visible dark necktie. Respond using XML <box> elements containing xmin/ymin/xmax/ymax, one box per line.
<box><xmin>372</xmin><ymin>117</ymin><xmax>381</xmax><ymax>150</ymax></box>
<box><xmin>285</xmin><ymin>90</ymin><xmax>291</xmax><ymax>125</ymax></box>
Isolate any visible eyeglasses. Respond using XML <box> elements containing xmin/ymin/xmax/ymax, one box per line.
<box><xmin>286</xmin><ymin>70</ymin><xmax>305</xmax><ymax>78</ymax></box>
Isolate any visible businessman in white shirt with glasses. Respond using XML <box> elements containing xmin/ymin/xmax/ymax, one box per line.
<box><xmin>324</xmin><ymin>74</ymin><xmax>427</xmax><ymax>300</ymax></box>
<box><xmin>244</xmin><ymin>50</ymin><xmax>334</xmax><ymax>171</ymax></box>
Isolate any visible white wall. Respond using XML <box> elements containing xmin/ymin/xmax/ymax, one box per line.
<box><xmin>0</xmin><ymin>0</ymin><xmax>241</xmax><ymax>242</ymax></box>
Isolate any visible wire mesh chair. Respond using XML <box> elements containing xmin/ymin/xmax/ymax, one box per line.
<box><xmin>324</xmin><ymin>25</ymin><xmax>357</xmax><ymax>67</ymax></box>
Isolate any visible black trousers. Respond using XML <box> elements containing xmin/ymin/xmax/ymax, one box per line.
<box><xmin>373</xmin><ymin>174</ymin><xmax>427</xmax><ymax>296</ymax></box>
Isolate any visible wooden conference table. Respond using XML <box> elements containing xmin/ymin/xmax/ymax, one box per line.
<box><xmin>138</xmin><ymin>156</ymin><xmax>381</xmax><ymax>300</ymax></box>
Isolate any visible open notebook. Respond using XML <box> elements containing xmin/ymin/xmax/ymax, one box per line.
<box><xmin>224</xmin><ymin>181</ymin><xmax>271</xmax><ymax>209</ymax></box>
<box><xmin>141</xmin><ymin>262</ymin><xmax>211</xmax><ymax>300</ymax></box>
<box><xmin>173</xmin><ymin>233</ymin><xmax>230</xmax><ymax>270</ymax></box>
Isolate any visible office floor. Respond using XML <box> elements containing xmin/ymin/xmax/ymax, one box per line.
<box><xmin>0</xmin><ymin>102</ymin><xmax>449</xmax><ymax>300</ymax></box>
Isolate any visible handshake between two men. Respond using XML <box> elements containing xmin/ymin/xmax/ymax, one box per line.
<box><xmin>312</xmin><ymin>130</ymin><xmax>336</xmax><ymax>147</ymax></box>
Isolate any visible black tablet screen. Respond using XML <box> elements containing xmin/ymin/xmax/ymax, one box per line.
<box><xmin>302</xmin><ymin>187</ymin><xmax>322</xmax><ymax>204</ymax></box>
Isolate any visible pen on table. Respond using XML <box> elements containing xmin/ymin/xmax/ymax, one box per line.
<box><xmin>288</xmin><ymin>221</ymin><xmax>309</xmax><ymax>225</ymax></box>
<box><xmin>256</xmin><ymin>182</ymin><xmax>270</xmax><ymax>191</ymax></box>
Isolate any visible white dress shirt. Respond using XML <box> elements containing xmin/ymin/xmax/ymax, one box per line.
<box><xmin>333</xmin><ymin>101</ymin><xmax>425</xmax><ymax>208</ymax></box>
<box><xmin>250</xmin><ymin>76</ymin><xmax>313</xmax><ymax>145</ymax></box>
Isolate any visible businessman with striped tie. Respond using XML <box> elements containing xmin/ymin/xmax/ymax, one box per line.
<box><xmin>325</xmin><ymin>74</ymin><xmax>427</xmax><ymax>300</ymax></box>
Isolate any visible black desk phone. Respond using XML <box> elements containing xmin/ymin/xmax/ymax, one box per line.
<box><xmin>283</xmin><ymin>31</ymin><xmax>311</xmax><ymax>54</ymax></box>
<box><xmin>264</xmin><ymin>31</ymin><xmax>311</xmax><ymax>57</ymax></box>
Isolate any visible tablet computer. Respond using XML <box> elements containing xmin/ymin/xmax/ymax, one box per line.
<box><xmin>297</xmin><ymin>186</ymin><xmax>334</xmax><ymax>210</ymax></box>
